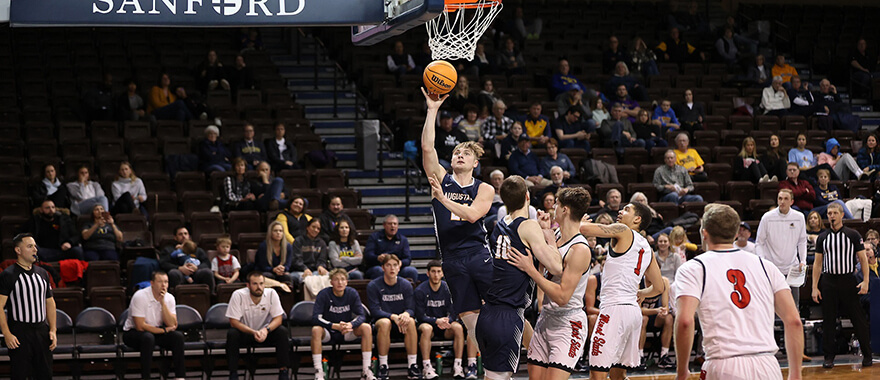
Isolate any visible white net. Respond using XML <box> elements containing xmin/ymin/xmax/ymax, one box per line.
<box><xmin>426</xmin><ymin>0</ymin><xmax>503</xmax><ymax>61</ymax></box>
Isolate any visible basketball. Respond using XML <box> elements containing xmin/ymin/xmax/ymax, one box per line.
<box><xmin>423</xmin><ymin>60</ymin><xmax>458</xmax><ymax>95</ymax></box>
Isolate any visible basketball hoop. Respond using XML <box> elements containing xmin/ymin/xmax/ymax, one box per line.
<box><xmin>426</xmin><ymin>0</ymin><xmax>503</xmax><ymax>61</ymax></box>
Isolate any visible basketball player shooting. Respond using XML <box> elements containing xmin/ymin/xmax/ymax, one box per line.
<box><xmin>577</xmin><ymin>203</ymin><xmax>664</xmax><ymax>380</ymax></box>
<box><xmin>420</xmin><ymin>87</ymin><xmax>496</xmax><ymax>378</ymax></box>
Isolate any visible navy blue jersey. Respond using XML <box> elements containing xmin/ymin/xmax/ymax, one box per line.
<box><xmin>312</xmin><ymin>287</ymin><xmax>366</xmax><ymax>329</ymax></box>
<box><xmin>414</xmin><ymin>280</ymin><xmax>455</xmax><ymax>324</ymax></box>
<box><xmin>431</xmin><ymin>174</ymin><xmax>489</xmax><ymax>259</ymax></box>
<box><xmin>366</xmin><ymin>277</ymin><xmax>415</xmax><ymax>320</ymax></box>
<box><xmin>485</xmin><ymin>216</ymin><xmax>535</xmax><ymax>309</ymax></box>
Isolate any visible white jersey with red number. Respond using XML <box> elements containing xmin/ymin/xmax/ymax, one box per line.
<box><xmin>598</xmin><ymin>229</ymin><xmax>653</xmax><ymax>307</ymax></box>
<box><xmin>674</xmin><ymin>248</ymin><xmax>789</xmax><ymax>360</ymax></box>
<box><xmin>542</xmin><ymin>233</ymin><xmax>590</xmax><ymax>312</ymax></box>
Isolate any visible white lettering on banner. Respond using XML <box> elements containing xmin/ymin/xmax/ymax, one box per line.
<box><xmin>92</xmin><ymin>0</ymin><xmax>305</xmax><ymax>16</ymax></box>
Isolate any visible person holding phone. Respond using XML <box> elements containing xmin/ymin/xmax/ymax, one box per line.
<box><xmin>81</xmin><ymin>204</ymin><xmax>123</xmax><ymax>261</ymax></box>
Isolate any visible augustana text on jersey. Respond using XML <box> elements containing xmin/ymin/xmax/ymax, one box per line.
<box><xmin>445</xmin><ymin>192</ymin><xmax>473</xmax><ymax>202</ymax></box>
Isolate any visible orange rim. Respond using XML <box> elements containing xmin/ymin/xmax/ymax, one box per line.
<box><xmin>444</xmin><ymin>0</ymin><xmax>501</xmax><ymax>10</ymax></box>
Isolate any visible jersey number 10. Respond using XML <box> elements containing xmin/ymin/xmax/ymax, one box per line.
<box><xmin>495</xmin><ymin>235</ymin><xmax>511</xmax><ymax>260</ymax></box>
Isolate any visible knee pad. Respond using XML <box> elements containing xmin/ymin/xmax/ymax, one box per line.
<box><xmin>484</xmin><ymin>370</ymin><xmax>512</xmax><ymax>380</ymax></box>
<box><xmin>461</xmin><ymin>313</ymin><xmax>478</xmax><ymax>343</ymax></box>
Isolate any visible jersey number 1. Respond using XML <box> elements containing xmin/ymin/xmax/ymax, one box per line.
<box><xmin>633</xmin><ymin>249</ymin><xmax>645</xmax><ymax>275</ymax></box>
<box><xmin>726</xmin><ymin>269</ymin><xmax>751</xmax><ymax>309</ymax></box>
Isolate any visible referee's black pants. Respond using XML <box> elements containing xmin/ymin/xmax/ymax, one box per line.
<box><xmin>123</xmin><ymin>329</ymin><xmax>186</xmax><ymax>379</ymax></box>
<box><xmin>226</xmin><ymin>326</ymin><xmax>290</xmax><ymax>375</ymax></box>
<box><xmin>819</xmin><ymin>273</ymin><xmax>873</xmax><ymax>359</ymax></box>
<box><xmin>8</xmin><ymin>321</ymin><xmax>51</xmax><ymax>379</ymax></box>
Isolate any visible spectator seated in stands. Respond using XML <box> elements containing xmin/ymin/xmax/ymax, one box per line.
<box><xmin>609</xmin><ymin>85</ymin><xmax>642</xmax><ymax>122</ymax></box>
<box><xmin>855</xmin><ymin>243</ymin><xmax>879</xmax><ymax>310</ymax></box>
<box><xmin>415</xmin><ymin>260</ymin><xmax>466</xmax><ymax>379</ymax></box>
<box><xmin>778</xmin><ymin>163</ymin><xmax>816</xmax><ymax>212</ymax></box>
<box><xmin>486</xmin><ymin>170</ymin><xmax>505</xmax><ymax>230</ymax></box>
<box><xmin>512</xmin><ymin>5</ymin><xmax>542</xmax><ymax>41</ymax></box>
<box><xmin>232</xmin><ymin>123</ymin><xmax>267</xmax><ymax>170</ymax></box>
<box><xmin>255</xmin><ymin>221</ymin><xmax>299</xmax><ymax>287</ymax></box>
<box><xmin>552</xmin><ymin>107</ymin><xmax>593</xmax><ymax>151</ymax></box>
<box><xmin>603</xmin><ymin>35</ymin><xmax>628</xmax><ymax>74</ymax></box>
<box><xmin>590</xmin><ymin>98</ymin><xmax>610</xmax><ymax>126</ymax></box>
<box><xmin>499</xmin><ymin>121</ymin><xmax>524</xmax><ymax>163</ymax></box>
<box><xmin>632</xmin><ymin>192</ymin><xmax>668</xmax><ymax>242</ymax></box>
<box><xmin>122</xmin><ymin>271</ymin><xmax>187</xmax><ymax>380</ymax></box>
<box><xmin>310</xmin><ymin>269</ymin><xmax>375</xmax><ymax>380</ymax></box>
<box><xmin>817</xmin><ymin>138</ymin><xmax>867</xmax><ymax>181</ymax></box>
<box><xmin>746</xmin><ymin>54</ymin><xmax>772</xmax><ymax>88</ymax></box>
<box><xmin>80</xmin><ymin>204</ymin><xmax>122</xmax><ymax>262</ymax></box>
<box><xmin>24</xmin><ymin>200</ymin><xmax>83</xmax><ymax>262</ymax></box>
<box><xmin>761</xmin><ymin>76</ymin><xmax>791</xmax><ymax>116</ymax></box>
<box><xmin>715</xmin><ymin>27</ymin><xmax>739</xmax><ymax>66</ymax></box>
<box><xmin>652</xmin><ymin>99</ymin><xmax>682</xmax><ymax>134</ymax></box>
<box><xmin>771</xmin><ymin>54</ymin><xmax>798</xmax><ymax>86</ymax></box>
<box><xmin>251</xmin><ymin>162</ymin><xmax>287</xmax><ymax>211</ymax></box>
<box><xmin>276</xmin><ymin>195</ymin><xmax>313</xmax><ymax>244</ymax></box>
<box><xmin>671</xmin><ymin>1</ymin><xmax>708</xmax><ymax>34</ymax></box>
<box><xmin>364</xmin><ymin>214</ymin><xmax>419</xmax><ymax>281</ymax></box>
<box><xmin>457</xmin><ymin>104</ymin><xmax>484</xmax><ymax>144</ymax></box>
<box><xmin>118</xmin><ymin>78</ymin><xmax>146</xmax><ymax>121</ymax></box>
<box><xmin>199</xmin><ymin>125</ymin><xmax>232</xmax><ymax>173</ymax></box>
<box><xmin>522</xmin><ymin>103</ymin><xmax>551</xmax><ymax>146</ymax></box>
<box><xmin>812</xmin><ymin>168</ymin><xmax>854</xmax><ymax>219</ymax></box>
<box><xmin>672</xmin><ymin>89</ymin><xmax>705</xmax><ymax>137</ymax></box>
<box><xmin>788</xmin><ymin>132</ymin><xmax>836</xmax><ymax>181</ymax></box>
<box><xmin>212</xmin><ymin>236</ymin><xmax>241</xmax><ymax>284</ymax></box>
<box><xmin>66</xmin><ymin>165</ymin><xmax>110</xmax><ymax>217</ymax></box>
<box><xmin>170</xmin><ymin>241</ymin><xmax>204</xmax><ymax>284</ymax></box>
<box><xmin>195</xmin><ymin>50</ymin><xmax>229</xmax><ymax>93</ymax></box>
<box><xmin>734</xmin><ymin>137</ymin><xmax>773</xmax><ymax>183</ymax></box>
<box><xmin>265</xmin><ymin>122</ymin><xmax>298</xmax><ymax>172</ymax></box>
<box><xmin>786</xmin><ymin>77</ymin><xmax>815</xmax><ymax>117</ymax></box>
<box><xmin>850</xmin><ymin>38</ymin><xmax>880</xmax><ymax>98</ymax></box>
<box><xmin>435</xmin><ymin>111</ymin><xmax>470</xmax><ymax>170</ymax></box>
<box><xmin>328</xmin><ymin>219</ymin><xmax>365</xmax><ymax>280</ymax></box>
<box><xmin>148</xmin><ymin>73</ymin><xmax>195</xmax><ymax>121</ymax></box>
<box><xmin>654</xmin><ymin>233</ymin><xmax>683</xmax><ymax>282</ymax></box>
<box><xmin>857</xmin><ymin>134</ymin><xmax>880</xmax><ymax>182</ymax></box>
<box><xmin>815</xmin><ymin>78</ymin><xmax>860</xmax><ymax>132</ymax></box>
<box><xmin>318</xmin><ymin>196</ymin><xmax>355</xmax><ymax>242</ymax></box>
<box><xmin>222</xmin><ymin>157</ymin><xmax>258</xmax><ymax>212</ymax></box>
<box><xmin>653</xmin><ymin>150</ymin><xmax>704</xmax><ymax>205</ymax></box>
<box><xmin>673</xmin><ymin>132</ymin><xmax>708</xmax><ymax>182</ymax></box>
<box><xmin>508</xmin><ymin>135</ymin><xmax>553</xmax><ymax>187</ymax></box>
<box><xmin>470</xmin><ymin>43</ymin><xmax>493</xmax><ymax>77</ymax></box>
<box><xmin>720</xmin><ymin>15</ymin><xmax>758</xmax><ymax>55</ymax></box>
<box><xmin>240</xmin><ymin>28</ymin><xmax>263</xmax><ymax>51</ymax></box>
<box><xmin>555</xmin><ymin>83</ymin><xmax>597</xmax><ymax>127</ymax></box>
<box><xmin>367</xmin><ymin>254</ymin><xmax>419</xmax><ymax>380</ymax></box>
<box><xmin>449</xmin><ymin>76</ymin><xmax>478</xmax><ymax>115</ymax></box>
<box><xmin>496</xmin><ymin>37</ymin><xmax>526</xmax><ymax>76</ymax></box>
<box><xmin>628</xmin><ymin>36</ymin><xmax>660</xmax><ymax>77</ymax></box>
<box><xmin>483</xmin><ymin>100</ymin><xmax>515</xmax><ymax>151</ymax></box>
<box><xmin>387</xmin><ymin>41</ymin><xmax>418</xmax><ymax>81</ymax></box>
<box><xmin>551</xmin><ymin>58</ymin><xmax>587</xmax><ymax>97</ymax></box>
<box><xmin>159</xmin><ymin>227</ymin><xmax>214</xmax><ymax>290</ymax></box>
<box><xmin>541</xmin><ymin>139</ymin><xmax>576</xmax><ymax>180</ymax></box>
<box><xmin>599</xmin><ymin>103</ymin><xmax>645</xmax><ymax>155</ymax></box>
<box><xmin>762</xmin><ymin>134</ymin><xmax>788</xmax><ymax>180</ymax></box>
<box><xmin>82</xmin><ymin>73</ymin><xmax>117</xmax><ymax>122</ymax></box>
<box><xmin>30</xmin><ymin>163</ymin><xmax>70</xmax><ymax>210</ymax></box>
<box><xmin>606</xmin><ymin>62</ymin><xmax>647</xmax><ymax>101</ymax></box>
<box><xmin>477</xmin><ymin>79</ymin><xmax>499</xmax><ymax>114</ymax></box>
<box><xmin>229</xmin><ymin>55</ymin><xmax>255</xmax><ymax>97</ymax></box>
<box><xmin>226</xmin><ymin>271</ymin><xmax>291</xmax><ymax>380</ymax></box>
<box><xmin>534</xmin><ymin>166</ymin><xmax>567</xmax><ymax>209</ymax></box>
<box><xmin>592</xmin><ymin>188</ymin><xmax>624</xmax><ymax>219</ymax></box>
<box><xmin>733</xmin><ymin>222</ymin><xmax>756</xmax><ymax>254</ymax></box>
<box><xmin>633</xmin><ymin>109</ymin><xmax>667</xmax><ymax>150</ymax></box>
<box><xmin>111</xmin><ymin>161</ymin><xmax>147</xmax><ymax>216</ymax></box>
<box><xmin>655</xmin><ymin>27</ymin><xmax>704</xmax><ymax>66</ymax></box>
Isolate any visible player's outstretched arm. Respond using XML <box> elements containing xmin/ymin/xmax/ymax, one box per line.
<box><xmin>673</xmin><ymin>296</ymin><xmax>699</xmax><ymax>380</ymax></box>
<box><xmin>420</xmin><ymin>88</ymin><xmax>450</xmax><ymax>182</ymax></box>
<box><xmin>428</xmin><ymin>179</ymin><xmax>494</xmax><ymax>224</ymax></box>
<box><xmin>578</xmin><ymin>214</ymin><xmax>633</xmax><ymax>241</ymax></box>
<box><xmin>518</xmin><ymin>220</ymin><xmax>563</xmax><ymax>275</ymax></box>
<box><xmin>774</xmin><ymin>290</ymin><xmax>804</xmax><ymax>380</ymax></box>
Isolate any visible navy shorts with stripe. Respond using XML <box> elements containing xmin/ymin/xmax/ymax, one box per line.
<box><xmin>475</xmin><ymin>304</ymin><xmax>524</xmax><ymax>373</ymax></box>
<box><xmin>442</xmin><ymin>249</ymin><xmax>492</xmax><ymax>316</ymax></box>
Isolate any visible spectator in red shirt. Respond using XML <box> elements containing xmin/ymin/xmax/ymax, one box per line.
<box><xmin>778</xmin><ymin>162</ymin><xmax>815</xmax><ymax>211</ymax></box>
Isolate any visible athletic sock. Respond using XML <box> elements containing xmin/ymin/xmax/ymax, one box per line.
<box><xmin>363</xmin><ymin>351</ymin><xmax>372</xmax><ymax>373</ymax></box>
<box><xmin>408</xmin><ymin>355</ymin><xmax>417</xmax><ymax>366</ymax></box>
<box><xmin>313</xmin><ymin>354</ymin><xmax>323</xmax><ymax>370</ymax></box>
<box><xmin>661</xmin><ymin>347</ymin><xmax>670</xmax><ymax>357</ymax></box>
<box><xmin>423</xmin><ymin>360</ymin><xmax>431</xmax><ymax>368</ymax></box>
<box><xmin>454</xmin><ymin>358</ymin><xmax>462</xmax><ymax>368</ymax></box>
<box><xmin>379</xmin><ymin>355</ymin><xmax>388</xmax><ymax>367</ymax></box>
<box><xmin>468</xmin><ymin>357</ymin><xmax>476</xmax><ymax>367</ymax></box>
<box><xmin>638</xmin><ymin>349</ymin><xmax>644</xmax><ymax>358</ymax></box>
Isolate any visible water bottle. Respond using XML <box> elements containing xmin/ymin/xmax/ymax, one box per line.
<box><xmin>322</xmin><ymin>358</ymin><xmax>329</xmax><ymax>379</ymax></box>
<box><xmin>477</xmin><ymin>353</ymin><xmax>483</xmax><ymax>376</ymax></box>
<box><xmin>435</xmin><ymin>354</ymin><xmax>443</xmax><ymax>375</ymax></box>
<box><xmin>372</xmin><ymin>356</ymin><xmax>378</xmax><ymax>375</ymax></box>
<box><xmin>851</xmin><ymin>335</ymin><xmax>861</xmax><ymax>356</ymax></box>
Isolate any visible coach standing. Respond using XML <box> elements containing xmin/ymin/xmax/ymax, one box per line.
<box><xmin>756</xmin><ymin>189</ymin><xmax>808</xmax><ymax>305</ymax></box>
<box><xmin>811</xmin><ymin>202</ymin><xmax>872</xmax><ymax>369</ymax></box>
<box><xmin>0</xmin><ymin>233</ymin><xmax>57</xmax><ymax>379</ymax></box>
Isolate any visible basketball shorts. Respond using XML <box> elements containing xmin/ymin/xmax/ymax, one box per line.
<box><xmin>527</xmin><ymin>308</ymin><xmax>588</xmax><ymax>372</ymax></box>
<box><xmin>588</xmin><ymin>304</ymin><xmax>642</xmax><ymax>372</ymax></box>
<box><xmin>420</xmin><ymin>322</ymin><xmax>457</xmax><ymax>340</ymax></box>
<box><xmin>700</xmin><ymin>354</ymin><xmax>782</xmax><ymax>380</ymax></box>
<box><xmin>475</xmin><ymin>304</ymin><xmax>524</xmax><ymax>373</ymax></box>
<box><xmin>443</xmin><ymin>249</ymin><xmax>492</xmax><ymax>316</ymax></box>
<box><xmin>321</xmin><ymin>329</ymin><xmax>358</xmax><ymax>344</ymax></box>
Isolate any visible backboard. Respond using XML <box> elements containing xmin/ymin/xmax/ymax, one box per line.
<box><xmin>351</xmin><ymin>0</ymin><xmax>444</xmax><ymax>46</ymax></box>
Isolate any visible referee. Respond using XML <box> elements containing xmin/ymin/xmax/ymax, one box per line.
<box><xmin>811</xmin><ymin>202</ymin><xmax>872</xmax><ymax>369</ymax></box>
<box><xmin>0</xmin><ymin>233</ymin><xmax>57</xmax><ymax>379</ymax></box>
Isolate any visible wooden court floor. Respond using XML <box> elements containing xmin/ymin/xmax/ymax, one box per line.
<box><xmin>625</xmin><ymin>363</ymin><xmax>879</xmax><ymax>379</ymax></box>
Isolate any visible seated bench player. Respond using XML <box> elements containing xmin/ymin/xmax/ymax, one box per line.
<box><xmin>367</xmin><ymin>254</ymin><xmax>419</xmax><ymax>380</ymax></box>
<box><xmin>415</xmin><ymin>260</ymin><xmax>466</xmax><ymax>379</ymax></box>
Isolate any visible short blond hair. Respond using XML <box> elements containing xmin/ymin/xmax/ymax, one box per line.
<box><xmin>701</xmin><ymin>203</ymin><xmax>740</xmax><ymax>244</ymax></box>
<box><xmin>453</xmin><ymin>141</ymin><xmax>485</xmax><ymax>159</ymax></box>
<box><xmin>328</xmin><ymin>268</ymin><xmax>348</xmax><ymax>281</ymax></box>
<box><xmin>215</xmin><ymin>235</ymin><xmax>232</xmax><ymax>248</ymax></box>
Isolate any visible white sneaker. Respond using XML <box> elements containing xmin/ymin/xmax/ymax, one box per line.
<box><xmin>770</xmin><ymin>175</ymin><xmax>778</xmax><ymax>182</ymax></box>
<box><xmin>423</xmin><ymin>363</ymin><xmax>439</xmax><ymax>380</ymax></box>
<box><xmin>453</xmin><ymin>364</ymin><xmax>465</xmax><ymax>379</ymax></box>
<box><xmin>361</xmin><ymin>371</ymin><xmax>376</xmax><ymax>380</ymax></box>
<box><xmin>315</xmin><ymin>370</ymin><xmax>325</xmax><ymax>380</ymax></box>
<box><xmin>759</xmin><ymin>175</ymin><xmax>769</xmax><ymax>183</ymax></box>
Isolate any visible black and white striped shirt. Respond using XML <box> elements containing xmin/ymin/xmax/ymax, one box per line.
<box><xmin>815</xmin><ymin>226</ymin><xmax>865</xmax><ymax>275</ymax></box>
<box><xmin>0</xmin><ymin>264</ymin><xmax>53</xmax><ymax>324</ymax></box>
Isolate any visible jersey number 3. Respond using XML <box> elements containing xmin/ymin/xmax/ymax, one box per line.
<box><xmin>726</xmin><ymin>269</ymin><xmax>751</xmax><ymax>309</ymax></box>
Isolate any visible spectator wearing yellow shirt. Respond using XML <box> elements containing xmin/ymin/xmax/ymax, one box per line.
<box><xmin>522</xmin><ymin>102</ymin><xmax>551</xmax><ymax>146</ymax></box>
<box><xmin>673</xmin><ymin>133</ymin><xmax>708</xmax><ymax>182</ymax></box>
<box><xmin>772</xmin><ymin>54</ymin><xmax>799</xmax><ymax>85</ymax></box>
